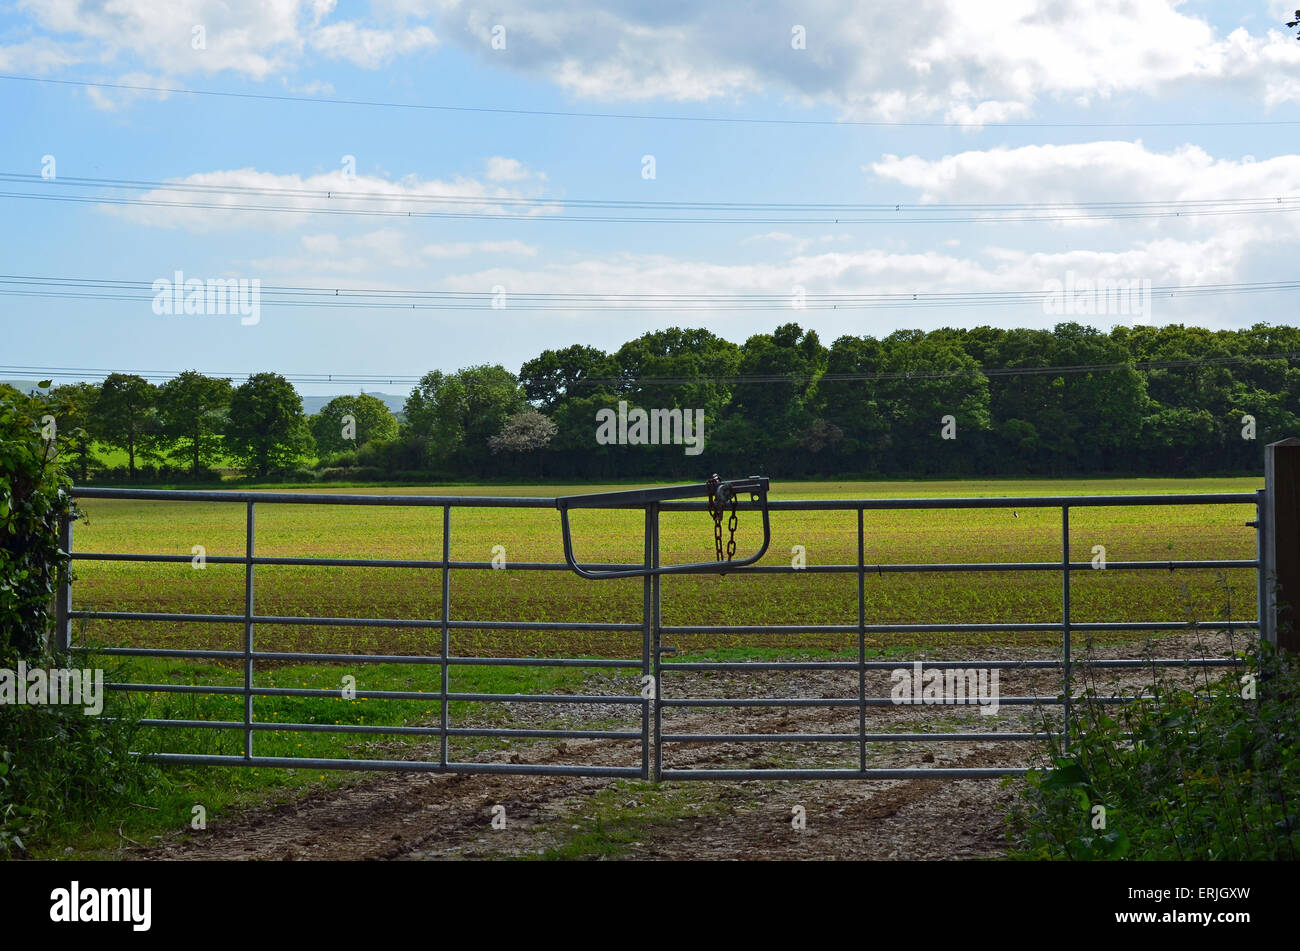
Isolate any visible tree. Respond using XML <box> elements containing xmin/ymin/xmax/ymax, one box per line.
<box><xmin>224</xmin><ymin>373</ymin><xmax>313</xmax><ymax>477</ymax></box>
<box><xmin>156</xmin><ymin>371</ymin><xmax>232</xmax><ymax>476</ymax></box>
<box><xmin>724</xmin><ymin>323</ymin><xmax>826</xmax><ymax>470</ymax></box>
<box><xmin>519</xmin><ymin>345</ymin><xmax>619</xmax><ymax>411</ymax></box>
<box><xmin>404</xmin><ymin>365</ymin><xmax>524</xmax><ymax>472</ymax></box>
<box><xmin>49</xmin><ymin>382</ymin><xmax>99</xmax><ymax>482</ymax></box>
<box><xmin>93</xmin><ymin>373</ymin><xmax>157</xmax><ymax>479</ymax></box>
<box><xmin>310</xmin><ymin>393</ymin><xmax>398</xmax><ymax>457</ymax></box>
<box><xmin>488</xmin><ymin>408</ymin><xmax>558</xmax><ymax>476</ymax></box>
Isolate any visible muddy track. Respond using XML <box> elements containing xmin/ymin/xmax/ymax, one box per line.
<box><xmin>133</xmin><ymin>632</ymin><xmax>1238</xmax><ymax>860</ymax></box>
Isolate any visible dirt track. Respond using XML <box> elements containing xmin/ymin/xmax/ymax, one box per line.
<box><xmin>134</xmin><ymin>632</ymin><xmax>1240</xmax><ymax>860</ymax></box>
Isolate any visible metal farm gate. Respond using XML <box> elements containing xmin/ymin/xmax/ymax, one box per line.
<box><xmin>58</xmin><ymin>478</ymin><xmax>1267</xmax><ymax>781</ymax></box>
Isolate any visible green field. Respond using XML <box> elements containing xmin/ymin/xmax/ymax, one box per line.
<box><xmin>71</xmin><ymin>475</ymin><xmax>1261</xmax><ymax>658</ymax></box>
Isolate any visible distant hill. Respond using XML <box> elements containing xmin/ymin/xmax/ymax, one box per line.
<box><xmin>300</xmin><ymin>391</ymin><xmax>408</xmax><ymax>417</ymax></box>
<box><xmin>1</xmin><ymin>379</ymin><xmax>51</xmax><ymax>394</ymax></box>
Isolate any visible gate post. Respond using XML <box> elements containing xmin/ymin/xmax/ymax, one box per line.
<box><xmin>1262</xmin><ymin>437</ymin><xmax>1300</xmax><ymax>652</ymax></box>
<box><xmin>52</xmin><ymin>512</ymin><xmax>73</xmax><ymax>654</ymax></box>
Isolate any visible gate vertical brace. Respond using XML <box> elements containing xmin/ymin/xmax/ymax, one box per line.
<box><xmin>650</xmin><ymin>503</ymin><xmax>662</xmax><ymax>782</ymax></box>
<box><xmin>641</xmin><ymin>506</ymin><xmax>653</xmax><ymax>780</ymax></box>
<box><xmin>1256</xmin><ymin>488</ymin><xmax>1268</xmax><ymax>649</ymax></box>
<box><xmin>440</xmin><ymin>505</ymin><xmax>451</xmax><ymax>769</ymax></box>
<box><xmin>55</xmin><ymin>512</ymin><xmax>73</xmax><ymax>654</ymax></box>
<box><xmin>1263</xmin><ymin>438</ymin><xmax>1300</xmax><ymax>652</ymax></box>
<box><xmin>857</xmin><ymin>508</ymin><xmax>866</xmax><ymax>774</ymax></box>
<box><xmin>243</xmin><ymin>501</ymin><xmax>255</xmax><ymax>760</ymax></box>
<box><xmin>1061</xmin><ymin>505</ymin><xmax>1071</xmax><ymax>748</ymax></box>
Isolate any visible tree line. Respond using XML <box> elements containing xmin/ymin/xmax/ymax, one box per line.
<box><xmin>26</xmin><ymin>321</ymin><xmax>1300</xmax><ymax>482</ymax></box>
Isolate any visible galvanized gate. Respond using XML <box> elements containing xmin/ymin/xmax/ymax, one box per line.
<box><xmin>59</xmin><ymin>485</ymin><xmax>1262</xmax><ymax>780</ymax></box>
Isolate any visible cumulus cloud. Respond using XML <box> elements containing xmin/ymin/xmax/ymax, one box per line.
<box><xmin>13</xmin><ymin>0</ymin><xmax>436</xmax><ymax>79</ymax></box>
<box><xmin>484</xmin><ymin>156</ymin><xmax>544</xmax><ymax>182</ymax></box>
<box><xmin>869</xmin><ymin>141</ymin><xmax>1300</xmax><ymax>203</ymax></box>
<box><xmin>11</xmin><ymin>2</ymin><xmax>1300</xmax><ymax>121</ymax></box>
<box><xmin>18</xmin><ymin>0</ymin><xmax>306</xmax><ymax>79</ymax></box>
<box><xmin>0</xmin><ymin>36</ymin><xmax>85</xmax><ymax>72</ymax></box>
<box><xmin>424</xmin><ymin>0</ymin><xmax>1300</xmax><ymax>119</ymax></box>
<box><xmin>101</xmin><ymin>166</ymin><xmax>556</xmax><ymax>232</ymax></box>
<box><xmin>309</xmin><ymin>21</ymin><xmax>436</xmax><ymax>67</ymax></box>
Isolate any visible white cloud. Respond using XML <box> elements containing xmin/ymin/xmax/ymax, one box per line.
<box><xmin>484</xmin><ymin>156</ymin><xmax>544</xmax><ymax>182</ymax></box>
<box><xmin>0</xmin><ymin>36</ymin><xmax>84</xmax><ymax>72</ymax></box>
<box><xmin>12</xmin><ymin>2</ymin><xmax>1300</xmax><ymax>119</ymax></box>
<box><xmin>869</xmin><ymin>141</ymin><xmax>1300</xmax><ymax>204</ymax></box>
<box><xmin>13</xmin><ymin>0</ymin><xmax>437</xmax><ymax>78</ymax></box>
<box><xmin>309</xmin><ymin>21</ymin><xmax>436</xmax><ymax>67</ymax></box>
<box><xmin>103</xmin><ymin>166</ymin><xmax>556</xmax><ymax>232</ymax></box>
<box><xmin>19</xmin><ymin>0</ymin><xmax>306</xmax><ymax>79</ymax></box>
<box><xmin>420</xmin><ymin>0</ymin><xmax>1300</xmax><ymax>119</ymax></box>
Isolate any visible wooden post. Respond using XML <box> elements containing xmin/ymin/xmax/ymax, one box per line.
<box><xmin>1263</xmin><ymin>437</ymin><xmax>1300</xmax><ymax>652</ymax></box>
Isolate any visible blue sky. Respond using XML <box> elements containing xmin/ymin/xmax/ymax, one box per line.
<box><xmin>2</xmin><ymin>0</ymin><xmax>1299</xmax><ymax>397</ymax></box>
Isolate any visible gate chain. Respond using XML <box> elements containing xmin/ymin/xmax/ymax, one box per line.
<box><xmin>707</xmin><ymin>474</ymin><xmax>725</xmax><ymax>562</ymax></box>
<box><xmin>726</xmin><ymin>499</ymin><xmax>738</xmax><ymax>561</ymax></box>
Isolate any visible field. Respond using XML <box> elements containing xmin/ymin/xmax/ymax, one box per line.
<box><xmin>72</xmin><ymin>475</ymin><xmax>1261</xmax><ymax>656</ymax></box>
<box><xmin>54</xmin><ymin>476</ymin><xmax>1261</xmax><ymax>858</ymax></box>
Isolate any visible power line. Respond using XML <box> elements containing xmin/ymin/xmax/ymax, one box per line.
<box><xmin>1</xmin><ymin>275</ymin><xmax>1296</xmax><ymax>312</ymax></box>
<box><xmin>5</xmin><ymin>73</ymin><xmax>1300</xmax><ymax>129</ymax></box>
<box><xmin>4</xmin><ymin>173</ymin><xmax>1298</xmax><ymax>214</ymax></box>
<box><xmin>5</xmin><ymin>351</ymin><xmax>1299</xmax><ymax>389</ymax></box>
<box><xmin>5</xmin><ymin>184</ymin><xmax>1299</xmax><ymax>225</ymax></box>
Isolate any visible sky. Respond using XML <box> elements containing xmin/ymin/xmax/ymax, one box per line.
<box><xmin>1</xmin><ymin>0</ymin><xmax>1299</xmax><ymax>398</ymax></box>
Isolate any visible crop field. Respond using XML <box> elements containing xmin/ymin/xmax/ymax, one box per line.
<box><xmin>71</xmin><ymin>475</ymin><xmax>1262</xmax><ymax>659</ymax></box>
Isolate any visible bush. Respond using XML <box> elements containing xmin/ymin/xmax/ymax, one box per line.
<box><xmin>1</xmin><ymin>383</ymin><xmax>77</xmax><ymax>657</ymax></box>
<box><xmin>266</xmin><ymin>467</ymin><xmax>318</xmax><ymax>484</ymax></box>
<box><xmin>315</xmin><ymin>449</ymin><xmax>358</xmax><ymax>470</ymax></box>
<box><xmin>1008</xmin><ymin>641</ymin><xmax>1300</xmax><ymax>860</ymax></box>
<box><xmin>318</xmin><ymin>466</ymin><xmax>385</xmax><ymax>482</ymax></box>
<box><xmin>0</xmin><ymin>384</ymin><xmax>154</xmax><ymax>856</ymax></box>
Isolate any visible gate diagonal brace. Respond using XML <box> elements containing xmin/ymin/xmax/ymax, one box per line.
<box><xmin>556</xmin><ymin>476</ymin><xmax>771</xmax><ymax>579</ymax></box>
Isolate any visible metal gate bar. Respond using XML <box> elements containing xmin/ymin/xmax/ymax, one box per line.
<box><xmin>59</xmin><ymin>487</ymin><xmax>1259</xmax><ymax>780</ymax></box>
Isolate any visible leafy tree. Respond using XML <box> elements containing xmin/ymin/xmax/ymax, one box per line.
<box><xmin>310</xmin><ymin>393</ymin><xmax>398</xmax><ymax>457</ymax></box>
<box><xmin>156</xmin><ymin>371</ymin><xmax>232</xmax><ymax>476</ymax></box>
<box><xmin>48</xmin><ymin>382</ymin><xmax>99</xmax><ymax>482</ymax></box>
<box><xmin>725</xmin><ymin>323</ymin><xmax>826</xmax><ymax>470</ymax></box>
<box><xmin>92</xmin><ymin>373</ymin><xmax>157</xmax><ymax>479</ymax></box>
<box><xmin>616</xmin><ymin>327</ymin><xmax>741</xmax><ymax>421</ymax></box>
<box><xmin>520</xmin><ymin>345</ymin><xmax>619</xmax><ymax>411</ymax></box>
<box><xmin>404</xmin><ymin>365</ymin><xmax>524</xmax><ymax>472</ymax></box>
<box><xmin>224</xmin><ymin>373</ymin><xmax>313</xmax><ymax>477</ymax></box>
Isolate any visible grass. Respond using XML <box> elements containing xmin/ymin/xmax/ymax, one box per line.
<box><xmin>35</xmin><ymin>475</ymin><xmax>1261</xmax><ymax>858</ymax></box>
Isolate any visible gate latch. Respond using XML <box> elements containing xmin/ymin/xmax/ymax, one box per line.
<box><xmin>556</xmin><ymin>476</ymin><xmax>771</xmax><ymax>580</ymax></box>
